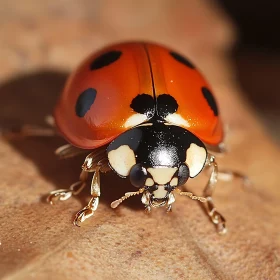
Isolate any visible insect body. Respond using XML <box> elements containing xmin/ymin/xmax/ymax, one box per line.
<box><xmin>49</xmin><ymin>42</ymin><xmax>236</xmax><ymax>234</ymax></box>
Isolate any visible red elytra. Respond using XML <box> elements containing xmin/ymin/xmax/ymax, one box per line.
<box><xmin>54</xmin><ymin>42</ymin><xmax>223</xmax><ymax>149</ymax></box>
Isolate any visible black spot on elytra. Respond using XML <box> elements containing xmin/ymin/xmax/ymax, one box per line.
<box><xmin>75</xmin><ymin>88</ymin><xmax>97</xmax><ymax>117</ymax></box>
<box><xmin>201</xmin><ymin>87</ymin><xmax>218</xmax><ymax>116</ymax></box>
<box><xmin>90</xmin><ymin>51</ymin><xmax>122</xmax><ymax>70</ymax></box>
<box><xmin>170</xmin><ymin>51</ymin><xmax>195</xmax><ymax>69</ymax></box>
<box><xmin>157</xmin><ymin>94</ymin><xmax>178</xmax><ymax>118</ymax></box>
<box><xmin>130</xmin><ymin>94</ymin><xmax>155</xmax><ymax>118</ymax></box>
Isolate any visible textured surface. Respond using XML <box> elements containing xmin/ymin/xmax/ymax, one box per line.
<box><xmin>0</xmin><ymin>1</ymin><xmax>280</xmax><ymax>280</ymax></box>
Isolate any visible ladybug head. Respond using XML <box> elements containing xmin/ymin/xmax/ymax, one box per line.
<box><xmin>107</xmin><ymin>122</ymin><xmax>207</xmax><ymax>209</ymax></box>
<box><xmin>128</xmin><ymin>163</ymin><xmax>189</xmax><ymax>208</ymax></box>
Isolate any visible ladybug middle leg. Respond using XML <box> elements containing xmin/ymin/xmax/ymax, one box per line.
<box><xmin>47</xmin><ymin>170</ymin><xmax>88</xmax><ymax>204</ymax></box>
<box><xmin>203</xmin><ymin>154</ymin><xmax>227</xmax><ymax>235</ymax></box>
<box><xmin>217</xmin><ymin>170</ymin><xmax>251</xmax><ymax>188</ymax></box>
<box><xmin>206</xmin><ymin>143</ymin><xmax>250</xmax><ymax>188</ymax></box>
<box><xmin>202</xmin><ymin>153</ymin><xmax>251</xmax><ymax>234</ymax></box>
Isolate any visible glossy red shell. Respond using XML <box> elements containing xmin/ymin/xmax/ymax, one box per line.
<box><xmin>54</xmin><ymin>42</ymin><xmax>223</xmax><ymax>149</ymax></box>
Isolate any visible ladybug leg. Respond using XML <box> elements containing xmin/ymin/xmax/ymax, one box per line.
<box><xmin>217</xmin><ymin>170</ymin><xmax>251</xmax><ymax>188</ymax></box>
<box><xmin>71</xmin><ymin>149</ymin><xmax>110</xmax><ymax>226</ymax></box>
<box><xmin>73</xmin><ymin>168</ymin><xmax>101</xmax><ymax>227</ymax></box>
<box><xmin>166</xmin><ymin>192</ymin><xmax>176</xmax><ymax>213</ymax></box>
<box><xmin>205</xmin><ymin>142</ymin><xmax>227</xmax><ymax>154</ymax></box>
<box><xmin>55</xmin><ymin>144</ymin><xmax>88</xmax><ymax>159</ymax></box>
<box><xmin>166</xmin><ymin>205</ymin><xmax>172</xmax><ymax>213</ymax></box>
<box><xmin>141</xmin><ymin>191</ymin><xmax>152</xmax><ymax>213</ymax></box>
<box><xmin>44</xmin><ymin>115</ymin><xmax>55</xmax><ymax>127</ymax></box>
<box><xmin>144</xmin><ymin>205</ymin><xmax>152</xmax><ymax>213</ymax></box>
<box><xmin>203</xmin><ymin>154</ymin><xmax>227</xmax><ymax>235</ymax></box>
<box><xmin>47</xmin><ymin>147</ymin><xmax>109</xmax><ymax>210</ymax></box>
<box><xmin>47</xmin><ymin>170</ymin><xmax>88</xmax><ymax>204</ymax></box>
<box><xmin>1</xmin><ymin>115</ymin><xmax>56</xmax><ymax>139</ymax></box>
<box><xmin>1</xmin><ymin>124</ymin><xmax>56</xmax><ymax>139</ymax></box>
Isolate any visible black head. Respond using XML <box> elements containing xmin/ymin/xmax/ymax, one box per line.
<box><xmin>107</xmin><ymin>122</ymin><xmax>207</xmax><ymax>207</ymax></box>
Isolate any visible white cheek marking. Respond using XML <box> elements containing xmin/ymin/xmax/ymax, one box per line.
<box><xmin>124</xmin><ymin>114</ymin><xmax>147</xmax><ymax>128</ymax></box>
<box><xmin>138</xmin><ymin>123</ymin><xmax>153</xmax><ymax>126</ymax></box>
<box><xmin>153</xmin><ymin>185</ymin><xmax>168</xmax><ymax>199</ymax></box>
<box><xmin>108</xmin><ymin>145</ymin><xmax>136</xmax><ymax>177</ymax></box>
<box><xmin>165</xmin><ymin>113</ymin><xmax>190</xmax><ymax>127</ymax></box>
<box><xmin>147</xmin><ymin>167</ymin><xmax>177</xmax><ymax>184</ymax></box>
<box><xmin>145</xmin><ymin>178</ymin><xmax>154</xmax><ymax>186</ymax></box>
<box><xmin>185</xmin><ymin>143</ymin><xmax>207</xmax><ymax>178</ymax></box>
<box><xmin>170</xmin><ymin>177</ymin><xmax>178</xmax><ymax>187</ymax></box>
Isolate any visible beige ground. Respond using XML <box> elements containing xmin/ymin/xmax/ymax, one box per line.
<box><xmin>0</xmin><ymin>1</ymin><xmax>279</xmax><ymax>279</ymax></box>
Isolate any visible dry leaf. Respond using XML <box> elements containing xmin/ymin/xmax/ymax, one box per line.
<box><xmin>0</xmin><ymin>1</ymin><xmax>279</xmax><ymax>279</ymax></box>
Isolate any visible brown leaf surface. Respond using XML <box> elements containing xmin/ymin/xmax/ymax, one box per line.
<box><xmin>0</xmin><ymin>1</ymin><xmax>280</xmax><ymax>279</ymax></box>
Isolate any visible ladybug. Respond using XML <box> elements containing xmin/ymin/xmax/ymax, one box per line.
<box><xmin>47</xmin><ymin>42</ymin><xmax>243</xmax><ymax>234</ymax></box>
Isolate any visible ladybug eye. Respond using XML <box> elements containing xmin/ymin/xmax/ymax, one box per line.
<box><xmin>129</xmin><ymin>164</ymin><xmax>148</xmax><ymax>188</ymax></box>
<box><xmin>177</xmin><ymin>163</ymin><xmax>190</xmax><ymax>186</ymax></box>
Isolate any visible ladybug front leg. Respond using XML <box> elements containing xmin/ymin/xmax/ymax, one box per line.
<box><xmin>73</xmin><ymin>168</ymin><xmax>101</xmax><ymax>227</ymax></box>
<box><xmin>47</xmin><ymin>147</ymin><xmax>109</xmax><ymax>226</ymax></box>
<box><xmin>203</xmin><ymin>154</ymin><xmax>227</xmax><ymax>235</ymax></box>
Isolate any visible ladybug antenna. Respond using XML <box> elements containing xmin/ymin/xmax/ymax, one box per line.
<box><xmin>111</xmin><ymin>188</ymin><xmax>145</xmax><ymax>208</ymax></box>
<box><xmin>174</xmin><ymin>188</ymin><xmax>207</xmax><ymax>203</ymax></box>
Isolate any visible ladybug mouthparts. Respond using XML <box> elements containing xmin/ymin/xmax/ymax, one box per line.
<box><xmin>142</xmin><ymin>185</ymin><xmax>175</xmax><ymax>208</ymax></box>
<box><xmin>130</xmin><ymin>165</ymin><xmax>178</xmax><ymax>209</ymax></box>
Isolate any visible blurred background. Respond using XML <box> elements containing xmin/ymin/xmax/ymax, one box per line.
<box><xmin>221</xmin><ymin>0</ymin><xmax>280</xmax><ymax>142</ymax></box>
